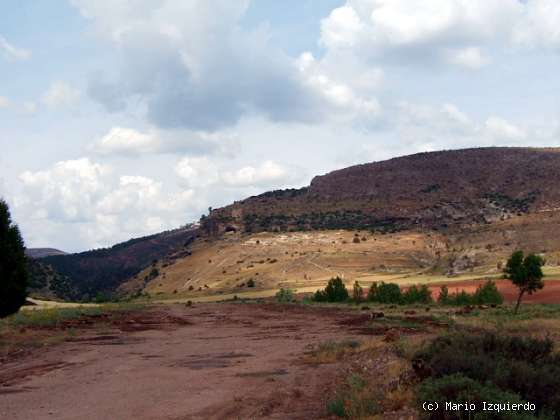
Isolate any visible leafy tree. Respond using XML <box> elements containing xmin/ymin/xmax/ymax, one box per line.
<box><xmin>324</xmin><ymin>276</ymin><xmax>349</xmax><ymax>302</ymax></box>
<box><xmin>314</xmin><ymin>276</ymin><xmax>349</xmax><ymax>302</ymax></box>
<box><xmin>352</xmin><ymin>281</ymin><xmax>363</xmax><ymax>303</ymax></box>
<box><xmin>402</xmin><ymin>284</ymin><xmax>432</xmax><ymax>304</ymax></box>
<box><xmin>0</xmin><ymin>199</ymin><xmax>28</xmax><ymax>318</ymax></box>
<box><xmin>472</xmin><ymin>280</ymin><xmax>503</xmax><ymax>305</ymax></box>
<box><xmin>374</xmin><ymin>282</ymin><xmax>402</xmax><ymax>304</ymax></box>
<box><xmin>504</xmin><ymin>250</ymin><xmax>545</xmax><ymax>314</ymax></box>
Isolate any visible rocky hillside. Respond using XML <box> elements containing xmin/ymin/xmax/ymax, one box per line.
<box><xmin>204</xmin><ymin>148</ymin><xmax>560</xmax><ymax>234</ymax></box>
<box><xmin>28</xmin><ymin>226</ymin><xmax>198</xmax><ymax>301</ymax></box>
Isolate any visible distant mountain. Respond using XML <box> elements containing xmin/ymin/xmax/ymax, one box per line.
<box><xmin>204</xmin><ymin>147</ymin><xmax>560</xmax><ymax>234</ymax></box>
<box><xmin>27</xmin><ymin>226</ymin><xmax>198</xmax><ymax>301</ymax></box>
<box><xmin>26</xmin><ymin>248</ymin><xmax>67</xmax><ymax>259</ymax></box>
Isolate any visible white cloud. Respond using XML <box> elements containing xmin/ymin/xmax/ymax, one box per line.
<box><xmin>19</xmin><ymin>158</ymin><xmax>109</xmax><ymax>222</ymax></box>
<box><xmin>318</xmin><ymin>0</ymin><xmax>560</xmax><ymax>69</ymax></box>
<box><xmin>174</xmin><ymin>157</ymin><xmax>219</xmax><ymax>188</ymax></box>
<box><xmin>296</xmin><ymin>51</ymin><xmax>382</xmax><ymax>124</ymax></box>
<box><xmin>0</xmin><ymin>35</ymin><xmax>31</xmax><ymax>61</ymax></box>
<box><xmin>16</xmin><ymin>158</ymin><xmax>204</xmax><ymax>249</ymax></box>
<box><xmin>90</xmin><ymin>126</ymin><xmax>240</xmax><ymax>156</ymax></box>
<box><xmin>222</xmin><ymin>161</ymin><xmax>291</xmax><ymax>188</ymax></box>
<box><xmin>71</xmin><ymin>0</ymin><xmax>321</xmax><ymax>131</ymax></box>
<box><xmin>92</xmin><ymin>127</ymin><xmax>161</xmax><ymax>155</ymax></box>
<box><xmin>42</xmin><ymin>81</ymin><xmax>81</xmax><ymax>108</ymax></box>
<box><xmin>175</xmin><ymin>157</ymin><xmax>299</xmax><ymax>190</ymax></box>
<box><xmin>484</xmin><ymin>116</ymin><xmax>527</xmax><ymax>140</ymax></box>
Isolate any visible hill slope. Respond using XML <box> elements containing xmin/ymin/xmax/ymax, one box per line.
<box><xmin>28</xmin><ymin>227</ymin><xmax>197</xmax><ymax>301</ymax></box>
<box><xmin>204</xmin><ymin>147</ymin><xmax>560</xmax><ymax>234</ymax></box>
<box><xmin>134</xmin><ymin>147</ymin><xmax>560</xmax><ymax>300</ymax></box>
<box><xmin>26</xmin><ymin>248</ymin><xmax>67</xmax><ymax>259</ymax></box>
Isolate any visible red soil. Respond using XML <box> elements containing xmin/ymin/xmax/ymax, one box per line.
<box><xmin>426</xmin><ymin>280</ymin><xmax>560</xmax><ymax>304</ymax></box>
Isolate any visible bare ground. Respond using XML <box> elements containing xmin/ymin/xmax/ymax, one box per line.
<box><xmin>0</xmin><ymin>303</ymin><xmax>404</xmax><ymax>420</ymax></box>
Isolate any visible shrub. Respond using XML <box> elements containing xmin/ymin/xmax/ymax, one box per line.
<box><xmin>246</xmin><ymin>278</ymin><xmax>256</xmax><ymax>288</ymax></box>
<box><xmin>0</xmin><ymin>199</ymin><xmax>28</xmax><ymax>318</ymax></box>
<box><xmin>373</xmin><ymin>282</ymin><xmax>402</xmax><ymax>304</ymax></box>
<box><xmin>472</xmin><ymin>280</ymin><xmax>503</xmax><ymax>305</ymax></box>
<box><xmin>94</xmin><ymin>292</ymin><xmax>109</xmax><ymax>303</ymax></box>
<box><xmin>313</xmin><ymin>276</ymin><xmax>349</xmax><ymax>302</ymax></box>
<box><xmin>275</xmin><ymin>288</ymin><xmax>295</xmax><ymax>303</ymax></box>
<box><xmin>402</xmin><ymin>284</ymin><xmax>432</xmax><ymax>304</ymax></box>
<box><xmin>437</xmin><ymin>285</ymin><xmax>449</xmax><ymax>304</ymax></box>
<box><xmin>352</xmin><ymin>281</ymin><xmax>363</xmax><ymax>303</ymax></box>
<box><xmin>414</xmin><ymin>332</ymin><xmax>560</xmax><ymax>417</ymax></box>
<box><xmin>417</xmin><ymin>374</ymin><xmax>534</xmax><ymax>420</ymax></box>
<box><xmin>439</xmin><ymin>281</ymin><xmax>504</xmax><ymax>306</ymax></box>
<box><xmin>367</xmin><ymin>282</ymin><xmax>378</xmax><ymax>301</ymax></box>
<box><xmin>326</xmin><ymin>397</ymin><xmax>346</xmax><ymax>417</ymax></box>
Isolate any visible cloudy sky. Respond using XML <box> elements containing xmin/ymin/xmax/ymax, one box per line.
<box><xmin>1</xmin><ymin>0</ymin><xmax>559</xmax><ymax>252</ymax></box>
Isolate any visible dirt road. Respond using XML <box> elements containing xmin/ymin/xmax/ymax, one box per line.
<box><xmin>0</xmin><ymin>303</ymin><xmax>362</xmax><ymax>420</ymax></box>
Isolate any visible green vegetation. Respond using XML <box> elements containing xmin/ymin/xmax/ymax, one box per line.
<box><xmin>366</xmin><ymin>282</ymin><xmax>432</xmax><ymax>305</ymax></box>
<box><xmin>504</xmin><ymin>250</ymin><xmax>545</xmax><ymax>314</ymax></box>
<box><xmin>313</xmin><ymin>276</ymin><xmax>349</xmax><ymax>302</ymax></box>
<box><xmin>275</xmin><ymin>288</ymin><xmax>295</xmax><ymax>303</ymax></box>
<box><xmin>27</xmin><ymin>228</ymin><xmax>196</xmax><ymax>302</ymax></box>
<box><xmin>438</xmin><ymin>280</ymin><xmax>503</xmax><ymax>306</ymax></box>
<box><xmin>0</xmin><ymin>199</ymin><xmax>28</xmax><ymax>318</ymax></box>
<box><xmin>0</xmin><ymin>306</ymin><xmax>105</xmax><ymax>328</ymax></box>
<box><xmin>326</xmin><ymin>373</ymin><xmax>379</xmax><ymax>418</ymax></box>
<box><xmin>414</xmin><ymin>332</ymin><xmax>560</xmax><ymax>418</ymax></box>
<box><xmin>241</xmin><ymin>210</ymin><xmax>404</xmax><ymax>233</ymax></box>
<box><xmin>352</xmin><ymin>281</ymin><xmax>363</xmax><ymax>303</ymax></box>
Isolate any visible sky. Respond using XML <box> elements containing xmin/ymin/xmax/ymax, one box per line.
<box><xmin>1</xmin><ymin>0</ymin><xmax>559</xmax><ymax>252</ymax></box>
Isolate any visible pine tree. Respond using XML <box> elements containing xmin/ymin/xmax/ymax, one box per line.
<box><xmin>0</xmin><ymin>199</ymin><xmax>28</xmax><ymax>317</ymax></box>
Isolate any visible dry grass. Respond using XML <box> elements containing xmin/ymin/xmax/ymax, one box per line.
<box><xmin>302</xmin><ymin>339</ymin><xmax>361</xmax><ymax>365</ymax></box>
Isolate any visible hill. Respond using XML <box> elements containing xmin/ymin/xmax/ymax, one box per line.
<box><xmin>27</xmin><ymin>226</ymin><xmax>197</xmax><ymax>301</ymax></box>
<box><xmin>133</xmin><ymin>147</ymin><xmax>560</xmax><ymax>300</ymax></box>
<box><xmin>34</xmin><ymin>147</ymin><xmax>560</xmax><ymax>302</ymax></box>
<box><xmin>203</xmin><ymin>147</ymin><xmax>560</xmax><ymax>234</ymax></box>
<box><xmin>26</xmin><ymin>248</ymin><xmax>67</xmax><ymax>259</ymax></box>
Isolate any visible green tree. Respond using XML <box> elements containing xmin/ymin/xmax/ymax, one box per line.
<box><xmin>352</xmin><ymin>281</ymin><xmax>363</xmax><ymax>303</ymax></box>
<box><xmin>322</xmin><ymin>276</ymin><xmax>349</xmax><ymax>302</ymax></box>
<box><xmin>367</xmin><ymin>282</ymin><xmax>378</xmax><ymax>301</ymax></box>
<box><xmin>0</xmin><ymin>199</ymin><xmax>28</xmax><ymax>318</ymax></box>
<box><xmin>504</xmin><ymin>250</ymin><xmax>545</xmax><ymax>314</ymax></box>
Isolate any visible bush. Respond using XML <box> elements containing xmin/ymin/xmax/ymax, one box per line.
<box><xmin>439</xmin><ymin>281</ymin><xmax>504</xmax><ymax>306</ymax></box>
<box><xmin>275</xmin><ymin>288</ymin><xmax>295</xmax><ymax>303</ymax></box>
<box><xmin>313</xmin><ymin>276</ymin><xmax>349</xmax><ymax>302</ymax></box>
<box><xmin>417</xmin><ymin>373</ymin><xmax>534</xmax><ymax>420</ymax></box>
<box><xmin>437</xmin><ymin>285</ymin><xmax>449</xmax><ymax>304</ymax></box>
<box><xmin>367</xmin><ymin>282</ymin><xmax>378</xmax><ymax>301</ymax></box>
<box><xmin>352</xmin><ymin>281</ymin><xmax>363</xmax><ymax>303</ymax></box>
<box><xmin>0</xmin><ymin>199</ymin><xmax>28</xmax><ymax>318</ymax></box>
<box><xmin>246</xmin><ymin>278</ymin><xmax>256</xmax><ymax>288</ymax></box>
<box><xmin>371</xmin><ymin>282</ymin><xmax>402</xmax><ymax>304</ymax></box>
<box><xmin>402</xmin><ymin>284</ymin><xmax>432</xmax><ymax>304</ymax></box>
<box><xmin>472</xmin><ymin>280</ymin><xmax>503</xmax><ymax>305</ymax></box>
<box><xmin>326</xmin><ymin>397</ymin><xmax>346</xmax><ymax>417</ymax></box>
<box><xmin>414</xmin><ymin>332</ymin><xmax>560</xmax><ymax>417</ymax></box>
